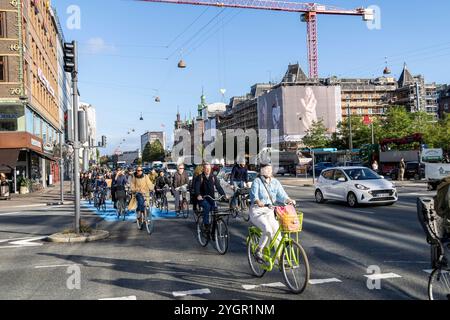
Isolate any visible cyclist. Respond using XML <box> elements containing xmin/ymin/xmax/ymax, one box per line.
<box><xmin>172</xmin><ymin>163</ymin><xmax>190</xmax><ymax>214</ymax></box>
<box><xmin>194</xmin><ymin>162</ymin><xmax>228</xmax><ymax>232</ymax></box>
<box><xmin>113</xmin><ymin>169</ymin><xmax>128</xmax><ymax>209</ymax></box>
<box><xmin>149</xmin><ymin>169</ymin><xmax>158</xmax><ymax>185</ymax></box>
<box><xmin>190</xmin><ymin>165</ymin><xmax>203</xmax><ymax>212</ymax></box>
<box><xmin>250</xmin><ymin>163</ymin><xmax>296</xmax><ymax>263</ymax></box>
<box><xmin>155</xmin><ymin>170</ymin><xmax>171</xmax><ymax>203</ymax></box>
<box><xmin>130</xmin><ymin>167</ymin><xmax>154</xmax><ymax>224</ymax></box>
<box><xmin>230</xmin><ymin>159</ymin><xmax>249</xmax><ymax>210</ymax></box>
<box><xmin>94</xmin><ymin>174</ymin><xmax>108</xmax><ymax>207</ymax></box>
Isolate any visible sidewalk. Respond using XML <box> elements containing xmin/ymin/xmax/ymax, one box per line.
<box><xmin>0</xmin><ymin>181</ymin><xmax>73</xmax><ymax>210</ymax></box>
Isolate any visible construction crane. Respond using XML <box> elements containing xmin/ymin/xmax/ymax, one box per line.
<box><xmin>137</xmin><ymin>0</ymin><xmax>374</xmax><ymax>79</ymax></box>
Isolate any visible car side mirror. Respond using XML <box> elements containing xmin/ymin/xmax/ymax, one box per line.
<box><xmin>337</xmin><ymin>177</ymin><xmax>346</xmax><ymax>182</ymax></box>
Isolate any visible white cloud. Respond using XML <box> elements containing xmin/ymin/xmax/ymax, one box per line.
<box><xmin>84</xmin><ymin>37</ymin><xmax>116</xmax><ymax>55</ymax></box>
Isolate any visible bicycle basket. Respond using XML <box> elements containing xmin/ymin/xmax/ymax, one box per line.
<box><xmin>276</xmin><ymin>206</ymin><xmax>303</xmax><ymax>233</ymax></box>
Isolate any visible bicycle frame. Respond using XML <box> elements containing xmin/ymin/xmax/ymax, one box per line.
<box><xmin>247</xmin><ymin>226</ymin><xmax>300</xmax><ymax>272</ymax></box>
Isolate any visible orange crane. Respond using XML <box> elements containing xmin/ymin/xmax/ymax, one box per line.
<box><xmin>138</xmin><ymin>0</ymin><xmax>374</xmax><ymax>79</ymax></box>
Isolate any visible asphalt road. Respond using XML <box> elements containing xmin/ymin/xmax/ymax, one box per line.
<box><xmin>0</xmin><ymin>183</ymin><xmax>436</xmax><ymax>300</ymax></box>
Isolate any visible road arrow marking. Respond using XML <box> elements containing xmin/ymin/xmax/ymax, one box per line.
<box><xmin>172</xmin><ymin>288</ymin><xmax>211</xmax><ymax>297</ymax></box>
<box><xmin>0</xmin><ymin>236</ymin><xmax>48</xmax><ymax>249</ymax></box>
<box><xmin>364</xmin><ymin>272</ymin><xmax>402</xmax><ymax>280</ymax></box>
<box><xmin>309</xmin><ymin>278</ymin><xmax>342</xmax><ymax>285</ymax></box>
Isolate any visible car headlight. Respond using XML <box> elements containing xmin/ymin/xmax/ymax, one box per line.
<box><xmin>355</xmin><ymin>184</ymin><xmax>370</xmax><ymax>190</ymax></box>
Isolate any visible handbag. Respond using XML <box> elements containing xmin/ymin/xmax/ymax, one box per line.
<box><xmin>259</xmin><ymin>177</ymin><xmax>301</xmax><ymax>232</ymax></box>
<box><xmin>128</xmin><ymin>195</ymin><xmax>137</xmax><ymax>211</ymax></box>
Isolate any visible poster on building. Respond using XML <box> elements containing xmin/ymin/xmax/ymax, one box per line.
<box><xmin>257</xmin><ymin>86</ymin><xmax>342</xmax><ymax>143</ymax></box>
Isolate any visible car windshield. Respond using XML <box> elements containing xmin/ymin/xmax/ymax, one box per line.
<box><xmin>167</xmin><ymin>164</ymin><xmax>177</xmax><ymax>170</ymax></box>
<box><xmin>248</xmin><ymin>172</ymin><xmax>257</xmax><ymax>181</ymax></box>
<box><xmin>344</xmin><ymin>168</ymin><xmax>381</xmax><ymax>181</ymax></box>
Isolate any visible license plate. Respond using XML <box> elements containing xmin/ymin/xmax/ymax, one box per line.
<box><xmin>377</xmin><ymin>193</ymin><xmax>390</xmax><ymax>197</ymax></box>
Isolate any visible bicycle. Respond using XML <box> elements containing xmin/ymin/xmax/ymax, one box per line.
<box><xmin>230</xmin><ymin>186</ymin><xmax>250</xmax><ymax>222</ymax></box>
<box><xmin>94</xmin><ymin>188</ymin><xmax>107</xmax><ymax>212</ymax></box>
<box><xmin>196</xmin><ymin>195</ymin><xmax>231</xmax><ymax>255</ymax></box>
<box><xmin>134</xmin><ymin>192</ymin><xmax>154</xmax><ymax>235</ymax></box>
<box><xmin>115</xmin><ymin>187</ymin><xmax>128</xmax><ymax>221</ymax></box>
<box><xmin>156</xmin><ymin>185</ymin><xmax>169</xmax><ymax>214</ymax></box>
<box><xmin>175</xmin><ymin>184</ymin><xmax>190</xmax><ymax>219</ymax></box>
<box><xmin>247</xmin><ymin>206</ymin><xmax>310</xmax><ymax>294</ymax></box>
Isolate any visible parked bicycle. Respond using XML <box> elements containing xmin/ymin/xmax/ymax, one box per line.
<box><xmin>175</xmin><ymin>184</ymin><xmax>190</xmax><ymax>219</ymax></box>
<box><xmin>230</xmin><ymin>186</ymin><xmax>250</xmax><ymax>222</ymax></box>
<box><xmin>196</xmin><ymin>195</ymin><xmax>231</xmax><ymax>255</ymax></box>
<box><xmin>247</xmin><ymin>206</ymin><xmax>310</xmax><ymax>294</ymax></box>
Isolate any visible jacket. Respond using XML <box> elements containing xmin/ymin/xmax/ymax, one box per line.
<box><xmin>435</xmin><ymin>177</ymin><xmax>450</xmax><ymax>224</ymax></box>
<box><xmin>194</xmin><ymin>173</ymin><xmax>225</xmax><ymax>198</ymax></box>
<box><xmin>173</xmin><ymin>171</ymin><xmax>189</xmax><ymax>189</ymax></box>
<box><xmin>130</xmin><ymin>173</ymin><xmax>154</xmax><ymax>194</ymax></box>
<box><xmin>155</xmin><ymin>176</ymin><xmax>171</xmax><ymax>190</ymax></box>
<box><xmin>230</xmin><ymin>165</ymin><xmax>248</xmax><ymax>184</ymax></box>
<box><xmin>250</xmin><ymin>175</ymin><xmax>289</xmax><ymax>206</ymax></box>
<box><xmin>114</xmin><ymin>175</ymin><xmax>128</xmax><ymax>188</ymax></box>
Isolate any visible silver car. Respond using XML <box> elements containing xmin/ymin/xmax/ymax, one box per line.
<box><xmin>314</xmin><ymin>167</ymin><xmax>398</xmax><ymax>207</ymax></box>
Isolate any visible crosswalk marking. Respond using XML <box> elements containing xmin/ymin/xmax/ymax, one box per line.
<box><xmin>309</xmin><ymin>278</ymin><xmax>342</xmax><ymax>285</ymax></box>
<box><xmin>242</xmin><ymin>282</ymin><xmax>285</xmax><ymax>290</ymax></box>
<box><xmin>172</xmin><ymin>288</ymin><xmax>211</xmax><ymax>297</ymax></box>
<box><xmin>364</xmin><ymin>273</ymin><xmax>402</xmax><ymax>280</ymax></box>
<box><xmin>99</xmin><ymin>295</ymin><xmax>137</xmax><ymax>300</ymax></box>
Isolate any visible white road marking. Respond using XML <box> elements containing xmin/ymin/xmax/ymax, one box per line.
<box><xmin>364</xmin><ymin>273</ymin><xmax>402</xmax><ymax>280</ymax></box>
<box><xmin>172</xmin><ymin>289</ymin><xmax>211</xmax><ymax>297</ymax></box>
<box><xmin>242</xmin><ymin>282</ymin><xmax>285</xmax><ymax>290</ymax></box>
<box><xmin>0</xmin><ymin>236</ymin><xmax>47</xmax><ymax>249</ymax></box>
<box><xmin>309</xmin><ymin>278</ymin><xmax>342</xmax><ymax>285</ymax></box>
<box><xmin>0</xmin><ymin>212</ymin><xmax>23</xmax><ymax>216</ymax></box>
<box><xmin>34</xmin><ymin>264</ymin><xmax>77</xmax><ymax>269</ymax></box>
<box><xmin>99</xmin><ymin>296</ymin><xmax>137</xmax><ymax>300</ymax></box>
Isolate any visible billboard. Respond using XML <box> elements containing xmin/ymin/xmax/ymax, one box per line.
<box><xmin>257</xmin><ymin>86</ymin><xmax>342</xmax><ymax>143</ymax></box>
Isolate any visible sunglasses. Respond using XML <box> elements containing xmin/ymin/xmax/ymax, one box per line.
<box><xmin>137</xmin><ymin>170</ymin><xmax>143</xmax><ymax>172</ymax></box>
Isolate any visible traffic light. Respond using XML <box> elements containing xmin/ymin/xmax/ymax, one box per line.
<box><xmin>102</xmin><ymin>136</ymin><xmax>107</xmax><ymax>147</ymax></box>
<box><xmin>63</xmin><ymin>41</ymin><xmax>77</xmax><ymax>73</ymax></box>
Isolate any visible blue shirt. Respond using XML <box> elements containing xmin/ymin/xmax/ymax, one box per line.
<box><xmin>250</xmin><ymin>176</ymin><xmax>289</xmax><ymax>206</ymax></box>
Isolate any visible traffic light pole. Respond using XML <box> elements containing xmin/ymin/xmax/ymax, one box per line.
<box><xmin>69</xmin><ymin>41</ymin><xmax>81</xmax><ymax>234</ymax></box>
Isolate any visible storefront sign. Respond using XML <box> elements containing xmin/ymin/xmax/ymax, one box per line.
<box><xmin>37</xmin><ymin>68</ymin><xmax>55</xmax><ymax>97</ymax></box>
<box><xmin>43</xmin><ymin>143</ymin><xmax>54</xmax><ymax>153</ymax></box>
<box><xmin>31</xmin><ymin>138</ymin><xmax>42</xmax><ymax>149</ymax></box>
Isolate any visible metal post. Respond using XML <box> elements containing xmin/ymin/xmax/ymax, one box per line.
<box><xmin>59</xmin><ymin>132</ymin><xmax>64</xmax><ymax>203</ymax></box>
<box><xmin>347</xmin><ymin>98</ymin><xmax>353</xmax><ymax>151</ymax></box>
<box><xmin>312</xmin><ymin>150</ymin><xmax>316</xmax><ymax>183</ymax></box>
<box><xmin>371</xmin><ymin>122</ymin><xmax>375</xmax><ymax>145</ymax></box>
<box><xmin>71</xmin><ymin>41</ymin><xmax>80</xmax><ymax>234</ymax></box>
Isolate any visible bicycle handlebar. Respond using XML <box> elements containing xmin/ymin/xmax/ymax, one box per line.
<box><xmin>203</xmin><ymin>195</ymin><xmax>226</xmax><ymax>202</ymax></box>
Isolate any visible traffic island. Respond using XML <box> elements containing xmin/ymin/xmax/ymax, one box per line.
<box><xmin>47</xmin><ymin>230</ymin><xmax>109</xmax><ymax>243</ymax></box>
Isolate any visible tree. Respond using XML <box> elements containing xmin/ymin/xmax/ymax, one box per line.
<box><xmin>142</xmin><ymin>142</ymin><xmax>152</xmax><ymax>163</ymax></box>
<box><xmin>301</xmin><ymin>120</ymin><xmax>330</xmax><ymax>149</ymax></box>
<box><xmin>149</xmin><ymin>140</ymin><xmax>165</xmax><ymax>162</ymax></box>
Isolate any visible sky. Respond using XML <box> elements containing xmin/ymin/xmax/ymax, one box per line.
<box><xmin>54</xmin><ymin>0</ymin><xmax>450</xmax><ymax>155</ymax></box>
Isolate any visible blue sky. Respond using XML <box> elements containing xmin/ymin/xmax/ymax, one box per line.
<box><xmin>54</xmin><ymin>0</ymin><xmax>450</xmax><ymax>155</ymax></box>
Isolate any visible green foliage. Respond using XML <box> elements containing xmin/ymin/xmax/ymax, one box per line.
<box><xmin>142</xmin><ymin>142</ymin><xmax>152</xmax><ymax>163</ymax></box>
<box><xmin>301</xmin><ymin>120</ymin><xmax>330</xmax><ymax>148</ymax></box>
<box><xmin>149</xmin><ymin>140</ymin><xmax>165</xmax><ymax>162</ymax></box>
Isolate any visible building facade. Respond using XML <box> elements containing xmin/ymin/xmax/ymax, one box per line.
<box><xmin>0</xmin><ymin>0</ymin><xmax>62</xmax><ymax>191</ymax></box>
<box><xmin>141</xmin><ymin>131</ymin><xmax>166</xmax><ymax>152</ymax></box>
<box><xmin>438</xmin><ymin>85</ymin><xmax>450</xmax><ymax>119</ymax></box>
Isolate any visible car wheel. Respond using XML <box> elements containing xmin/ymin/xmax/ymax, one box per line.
<box><xmin>315</xmin><ymin>189</ymin><xmax>325</xmax><ymax>204</ymax></box>
<box><xmin>347</xmin><ymin>192</ymin><xmax>358</xmax><ymax>208</ymax></box>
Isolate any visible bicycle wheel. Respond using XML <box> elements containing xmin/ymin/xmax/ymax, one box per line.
<box><xmin>196</xmin><ymin>218</ymin><xmax>209</xmax><ymax>247</ymax></box>
<box><xmin>116</xmin><ymin>201</ymin><xmax>122</xmax><ymax>220</ymax></box>
<box><xmin>136</xmin><ymin>212</ymin><xmax>143</xmax><ymax>230</ymax></box>
<box><xmin>182</xmin><ymin>199</ymin><xmax>189</xmax><ymax>219</ymax></box>
<box><xmin>164</xmin><ymin>196</ymin><xmax>169</xmax><ymax>214</ymax></box>
<box><xmin>281</xmin><ymin>240</ymin><xmax>310</xmax><ymax>294</ymax></box>
<box><xmin>247</xmin><ymin>232</ymin><xmax>266</xmax><ymax>278</ymax></box>
<box><xmin>193</xmin><ymin>209</ymin><xmax>200</xmax><ymax>223</ymax></box>
<box><xmin>241</xmin><ymin>198</ymin><xmax>250</xmax><ymax>222</ymax></box>
<box><xmin>214</xmin><ymin>219</ymin><xmax>229</xmax><ymax>255</ymax></box>
<box><xmin>428</xmin><ymin>267</ymin><xmax>450</xmax><ymax>300</ymax></box>
<box><xmin>145</xmin><ymin>210</ymin><xmax>154</xmax><ymax>235</ymax></box>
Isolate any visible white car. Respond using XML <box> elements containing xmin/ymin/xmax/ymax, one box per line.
<box><xmin>314</xmin><ymin>167</ymin><xmax>398</xmax><ymax>207</ymax></box>
<box><xmin>218</xmin><ymin>170</ymin><xmax>258</xmax><ymax>198</ymax></box>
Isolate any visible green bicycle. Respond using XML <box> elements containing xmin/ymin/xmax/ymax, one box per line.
<box><xmin>247</xmin><ymin>210</ymin><xmax>310</xmax><ymax>294</ymax></box>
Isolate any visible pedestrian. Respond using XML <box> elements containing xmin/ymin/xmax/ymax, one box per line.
<box><xmin>399</xmin><ymin>158</ymin><xmax>406</xmax><ymax>181</ymax></box>
<box><xmin>371</xmin><ymin>160</ymin><xmax>379</xmax><ymax>173</ymax></box>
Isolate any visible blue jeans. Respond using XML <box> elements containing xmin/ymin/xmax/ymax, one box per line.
<box><xmin>136</xmin><ymin>193</ymin><xmax>146</xmax><ymax>213</ymax></box>
<box><xmin>200</xmin><ymin>198</ymin><xmax>216</xmax><ymax>226</ymax></box>
<box><xmin>231</xmin><ymin>181</ymin><xmax>245</xmax><ymax>207</ymax></box>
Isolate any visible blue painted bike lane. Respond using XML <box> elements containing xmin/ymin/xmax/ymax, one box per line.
<box><xmin>81</xmin><ymin>200</ymin><xmax>181</xmax><ymax>222</ymax></box>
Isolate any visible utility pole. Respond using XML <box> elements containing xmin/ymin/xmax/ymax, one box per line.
<box><xmin>347</xmin><ymin>97</ymin><xmax>353</xmax><ymax>151</ymax></box>
<box><xmin>59</xmin><ymin>132</ymin><xmax>64</xmax><ymax>203</ymax></box>
<box><xmin>64</xmin><ymin>41</ymin><xmax>80</xmax><ymax>234</ymax></box>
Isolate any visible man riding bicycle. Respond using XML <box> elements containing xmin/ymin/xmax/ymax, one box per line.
<box><xmin>250</xmin><ymin>163</ymin><xmax>296</xmax><ymax>263</ymax></box>
<box><xmin>130</xmin><ymin>167</ymin><xmax>154</xmax><ymax>224</ymax></box>
<box><xmin>194</xmin><ymin>162</ymin><xmax>228</xmax><ymax>232</ymax></box>
<box><xmin>172</xmin><ymin>163</ymin><xmax>189</xmax><ymax>214</ymax></box>
<box><xmin>155</xmin><ymin>170</ymin><xmax>171</xmax><ymax>203</ymax></box>
<box><xmin>230</xmin><ymin>159</ymin><xmax>250</xmax><ymax>210</ymax></box>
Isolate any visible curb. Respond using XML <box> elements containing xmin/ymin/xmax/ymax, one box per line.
<box><xmin>47</xmin><ymin>230</ymin><xmax>109</xmax><ymax>243</ymax></box>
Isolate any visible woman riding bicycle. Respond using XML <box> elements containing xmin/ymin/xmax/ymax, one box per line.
<box><xmin>250</xmin><ymin>163</ymin><xmax>296</xmax><ymax>263</ymax></box>
<box><xmin>130</xmin><ymin>167</ymin><xmax>154</xmax><ymax>224</ymax></box>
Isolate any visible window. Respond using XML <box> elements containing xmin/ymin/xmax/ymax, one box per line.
<box><xmin>322</xmin><ymin>170</ymin><xmax>334</xmax><ymax>180</ymax></box>
<box><xmin>0</xmin><ymin>12</ymin><xmax>6</xmax><ymax>38</ymax></box>
<box><xmin>368</xmin><ymin>108</ymin><xmax>373</xmax><ymax>115</ymax></box>
<box><xmin>0</xmin><ymin>56</ymin><xmax>7</xmax><ymax>82</ymax></box>
<box><xmin>0</xmin><ymin>105</ymin><xmax>25</xmax><ymax>132</ymax></box>
<box><xmin>334</xmin><ymin>170</ymin><xmax>347</xmax><ymax>181</ymax></box>
<box><xmin>25</xmin><ymin>108</ymin><xmax>34</xmax><ymax>133</ymax></box>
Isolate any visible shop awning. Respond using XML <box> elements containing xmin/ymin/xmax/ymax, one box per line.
<box><xmin>32</xmin><ymin>149</ymin><xmax>56</xmax><ymax>162</ymax></box>
<box><xmin>0</xmin><ymin>149</ymin><xmax>20</xmax><ymax>173</ymax></box>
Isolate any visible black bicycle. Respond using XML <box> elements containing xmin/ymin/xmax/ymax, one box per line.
<box><xmin>115</xmin><ymin>186</ymin><xmax>128</xmax><ymax>221</ymax></box>
<box><xmin>94</xmin><ymin>188</ymin><xmax>107</xmax><ymax>212</ymax></box>
<box><xmin>230</xmin><ymin>186</ymin><xmax>250</xmax><ymax>222</ymax></box>
<box><xmin>134</xmin><ymin>192</ymin><xmax>154</xmax><ymax>235</ymax></box>
<box><xmin>175</xmin><ymin>184</ymin><xmax>190</xmax><ymax>219</ymax></box>
<box><xmin>156</xmin><ymin>185</ymin><xmax>170</xmax><ymax>214</ymax></box>
<box><xmin>196</xmin><ymin>195</ymin><xmax>231</xmax><ymax>255</ymax></box>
